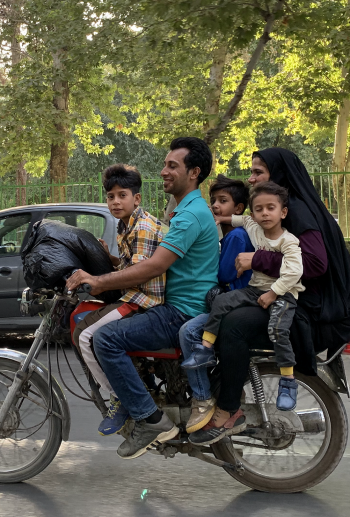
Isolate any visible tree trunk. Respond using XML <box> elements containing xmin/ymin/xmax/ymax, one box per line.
<box><xmin>16</xmin><ymin>162</ymin><xmax>27</xmax><ymax>206</ymax></box>
<box><xmin>204</xmin><ymin>44</ymin><xmax>227</xmax><ymax>173</ymax></box>
<box><xmin>332</xmin><ymin>67</ymin><xmax>350</xmax><ymax>237</ymax></box>
<box><xmin>50</xmin><ymin>50</ymin><xmax>69</xmax><ymax>202</ymax></box>
<box><xmin>204</xmin><ymin>0</ymin><xmax>284</xmax><ymax>146</ymax></box>
<box><xmin>11</xmin><ymin>1</ymin><xmax>28</xmax><ymax>206</ymax></box>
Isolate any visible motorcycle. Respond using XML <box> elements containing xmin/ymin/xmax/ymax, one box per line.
<box><xmin>0</xmin><ymin>282</ymin><xmax>348</xmax><ymax>493</ymax></box>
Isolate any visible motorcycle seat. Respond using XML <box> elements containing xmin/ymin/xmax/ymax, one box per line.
<box><xmin>127</xmin><ymin>348</ymin><xmax>182</xmax><ymax>359</ymax></box>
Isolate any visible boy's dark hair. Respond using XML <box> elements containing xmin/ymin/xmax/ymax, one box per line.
<box><xmin>170</xmin><ymin>137</ymin><xmax>212</xmax><ymax>185</ymax></box>
<box><xmin>249</xmin><ymin>181</ymin><xmax>289</xmax><ymax>211</ymax></box>
<box><xmin>209</xmin><ymin>175</ymin><xmax>249</xmax><ymax>212</ymax></box>
<box><xmin>103</xmin><ymin>164</ymin><xmax>142</xmax><ymax>195</ymax></box>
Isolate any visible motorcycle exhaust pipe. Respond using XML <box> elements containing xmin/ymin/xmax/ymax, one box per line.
<box><xmin>296</xmin><ymin>409</ymin><xmax>326</xmax><ymax>433</ymax></box>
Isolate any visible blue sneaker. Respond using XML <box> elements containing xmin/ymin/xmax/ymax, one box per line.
<box><xmin>276</xmin><ymin>377</ymin><xmax>298</xmax><ymax>411</ymax></box>
<box><xmin>181</xmin><ymin>344</ymin><xmax>216</xmax><ymax>370</ymax></box>
<box><xmin>98</xmin><ymin>396</ymin><xmax>130</xmax><ymax>436</ymax></box>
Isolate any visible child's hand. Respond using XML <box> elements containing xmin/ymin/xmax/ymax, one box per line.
<box><xmin>99</xmin><ymin>239</ymin><xmax>120</xmax><ymax>267</ymax></box>
<box><xmin>257</xmin><ymin>290</ymin><xmax>277</xmax><ymax>309</ymax></box>
<box><xmin>208</xmin><ymin>206</ymin><xmax>222</xmax><ymax>225</ymax></box>
<box><xmin>98</xmin><ymin>238</ymin><xmax>110</xmax><ymax>256</ymax></box>
<box><xmin>213</xmin><ymin>215</ymin><xmax>232</xmax><ymax>226</ymax></box>
<box><xmin>214</xmin><ymin>215</ymin><xmax>222</xmax><ymax>226</ymax></box>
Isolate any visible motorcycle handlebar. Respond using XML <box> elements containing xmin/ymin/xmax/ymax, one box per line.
<box><xmin>65</xmin><ymin>270</ymin><xmax>92</xmax><ymax>295</ymax></box>
<box><xmin>80</xmin><ymin>283</ymin><xmax>92</xmax><ymax>294</ymax></box>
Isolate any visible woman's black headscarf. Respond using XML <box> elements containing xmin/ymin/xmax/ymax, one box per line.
<box><xmin>255</xmin><ymin>147</ymin><xmax>350</xmax><ymax>326</ymax></box>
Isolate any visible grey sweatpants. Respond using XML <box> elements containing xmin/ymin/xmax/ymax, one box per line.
<box><xmin>204</xmin><ymin>285</ymin><xmax>297</xmax><ymax>367</ymax></box>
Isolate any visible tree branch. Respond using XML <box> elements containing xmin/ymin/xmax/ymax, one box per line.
<box><xmin>204</xmin><ymin>0</ymin><xmax>285</xmax><ymax>146</ymax></box>
<box><xmin>97</xmin><ymin>1</ymin><xmax>259</xmax><ymax>44</ymax></box>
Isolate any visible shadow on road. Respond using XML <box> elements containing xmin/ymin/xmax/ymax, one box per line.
<box><xmin>0</xmin><ymin>482</ymin><xmax>65</xmax><ymax>517</ymax></box>
<box><xmin>220</xmin><ymin>490</ymin><xmax>340</xmax><ymax>517</ymax></box>
<box><xmin>126</xmin><ymin>487</ymin><xmax>340</xmax><ymax>517</ymax></box>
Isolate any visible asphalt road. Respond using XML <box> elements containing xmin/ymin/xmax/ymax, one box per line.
<box><xmin>0</xmin><ymin>340</ymin><xmax>349</xmax><ymax>517</ymax></box>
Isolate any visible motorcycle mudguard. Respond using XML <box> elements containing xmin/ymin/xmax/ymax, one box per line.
<box><xmin>0</xmin><ymin>349</ymin><xmax>71</xmax><ymax>441</ymax></box>
<box><xmin>70</xmin><ymin>300</ymin><xmax>107</xmax><ymax>346</ymax></box>
<box><xmin>317</xmin><ymin>361</ymin><xmax>349</xmax><ymax>395</ymax></box>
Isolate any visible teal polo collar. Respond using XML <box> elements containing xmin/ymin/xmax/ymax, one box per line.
<box><xmin>173</xmin><ymin>189</ymin><xmax>202</xmax><ymax>214</ymax></box>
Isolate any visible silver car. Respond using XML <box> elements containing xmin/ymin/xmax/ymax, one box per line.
<box><xmin>0</xmin><ymin>203</ymin><xmax>119</xmax><ymax>331</ymax></box>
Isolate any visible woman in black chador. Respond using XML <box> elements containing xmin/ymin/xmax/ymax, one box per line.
<box><xmin>190</xmin><ymin>147</ymin><xmax>350</xmax><ymax>443</ymax></box>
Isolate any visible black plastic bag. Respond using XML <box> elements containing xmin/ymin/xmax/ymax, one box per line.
<box><xmin>22</xmin><ymin>219</ymin><xmax>121</xmax><ymax>303</ymax></box>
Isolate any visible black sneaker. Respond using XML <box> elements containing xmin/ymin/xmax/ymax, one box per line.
<box><xmin>117</xmin><ymin>412</ymin><xmax>179</xmax><ymax>460</ymax></box>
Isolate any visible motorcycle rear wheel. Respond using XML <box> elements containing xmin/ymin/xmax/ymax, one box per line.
<box><xmin>0</xmin><ymin>357</ymin><xmax>62</xmax><ymax>483</ymax></box>
<box><xmin>212</xmin><ymin>363</ymin><xmax>348</xmax><ymax>493</ymax></box>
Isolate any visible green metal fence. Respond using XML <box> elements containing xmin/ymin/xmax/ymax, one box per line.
<box><xmin>2</xmin><ymin>171</ymin><xmax>350</xmax><ymax>239</ymax></box>
<box><xmin>0</xmin><ymin>173</ymin><xmax>171</xmax><ymax>222</ymax></box>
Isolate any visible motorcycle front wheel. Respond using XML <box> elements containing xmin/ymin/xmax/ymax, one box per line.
<box><xmin>0</xmin><ymin>357</ymin><xmax>62</xmax><ymax>483</ymax></box>
<box><xmin>212</xmin><ymin>363</ymin><xmax>348</xmax><ymax>493</ymax></box>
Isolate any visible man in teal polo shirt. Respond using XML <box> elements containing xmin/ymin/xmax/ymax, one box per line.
<box><xmin>66</xmin><ymin>137</ymin><xmax>219</xmax><ymax>459</ymax></box>
<box><xmin>161</xmin><ymin>188</ymin><xmax>219</xmax><ymax>317</ymax></box>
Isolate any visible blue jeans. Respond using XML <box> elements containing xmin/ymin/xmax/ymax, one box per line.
<box><xmin>93</xmin><ymin>303</ymin><xmax>191</xmax><ymax>420</ymax></box>
<box><xmin>178</xmin><ymin>313</ymin><xmax>211</xmax><ymax>400</ymax></box>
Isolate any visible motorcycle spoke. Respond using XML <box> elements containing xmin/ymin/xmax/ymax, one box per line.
<box><xmin>0</xmin><ymin>379</ymin><xmax>11</xmax><ymax>389</ymax></box>
<box><xmin>233</xmin><ymin>373</ymin><xmax>329</xmax><ymax>478</ymax></box>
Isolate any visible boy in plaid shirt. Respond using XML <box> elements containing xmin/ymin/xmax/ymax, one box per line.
<box><xmin>73</xmin><ymin>164</ymin><xmax>165</xmax><ymax>436</ymax></box>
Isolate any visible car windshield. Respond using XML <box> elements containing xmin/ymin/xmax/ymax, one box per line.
<box><xmin>45</xmin><ymin>211</ymin><xmax>106</xmax><ymax>239</ymax></box>
<box><xmin>0</xmin><ymin>214</ymin><xmax>32</xmax><ymax>255</ymax></box>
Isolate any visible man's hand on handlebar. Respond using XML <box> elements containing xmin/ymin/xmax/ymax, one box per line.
<box><xmin>66</xmin><ymin>269</ymin><xmax>102</xmax><ymax>295</ymax></box>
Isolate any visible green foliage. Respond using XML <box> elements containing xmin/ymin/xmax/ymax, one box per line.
<box><xmin>0</xmin><ymin>0</ymin><xmax>347</xmax><ymax>183</ymax></box>
<box><xmin>0</xmin><ymin>0</ymin><xmax>126</xmax><ymax>176</ymax></box>
<box><xmin>106</xmin><ymin>0</ymin><xmax>346</xmax><ymax>170</ymax></box>
<box><xmin>68</xmin><ymin>128</ymin><xmax>167</xmax><ymax>181</ymax></box>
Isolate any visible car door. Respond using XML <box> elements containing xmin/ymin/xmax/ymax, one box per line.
<box><xmin>0</xmin><ymin>212</ymin><xmax>33</xmax><ymax>324</ymax></box>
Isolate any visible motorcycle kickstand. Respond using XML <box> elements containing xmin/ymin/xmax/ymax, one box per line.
<box><xmin>156</xmin><ymin>441</ymin><xmax>244</xmax><ymax>475</ymax></box>
<box><xmin>188</xmin><ymin>447</ymin><xmax>244</xmax><ymax>475</ymax></box>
